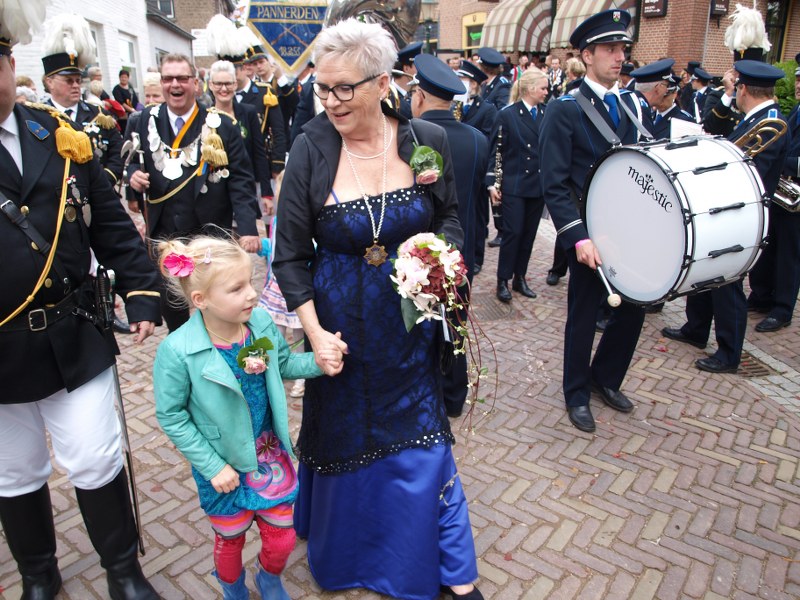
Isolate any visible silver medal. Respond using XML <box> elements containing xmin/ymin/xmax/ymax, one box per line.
<box><xmin>162</xmin><ymin>156</ymin><xmax>183</xmax><ymax>181</ymax></box>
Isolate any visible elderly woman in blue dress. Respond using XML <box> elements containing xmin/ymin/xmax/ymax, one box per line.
<box><xmin>272</xmin><ymin>18</ymin><xmax>483</xmax><ymax>600</ymax></box>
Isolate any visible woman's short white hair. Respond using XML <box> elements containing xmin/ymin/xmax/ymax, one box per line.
<box><xmin>143</xmin><ymin>72</ymin><xmax>161</xmax><ymax>88</ymax></box>
<box><xmin>209</xmin><ymin>60</ymin><xmax>236</xmax><ymax>80</ymax></box>
<box><xmin>313</xmin><ymin>18</ymin><xmax>397</xmax><ymax>77</ymax></box>
<box><xmin>16</xmin><ymin>86</ymin><xmax>37</xmax><ymax>102</ymax></box>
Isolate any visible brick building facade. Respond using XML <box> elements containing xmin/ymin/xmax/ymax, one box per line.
<box><xmin>439</xmin><ymin>0</ymin><xmax>800</xmax><ymax>74</ymax></box>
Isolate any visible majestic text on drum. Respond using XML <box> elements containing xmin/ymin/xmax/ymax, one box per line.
<box><xmin>627</xmin><ymin>166</ymin><xmax>673</xmax><ymax>212</ymax></box>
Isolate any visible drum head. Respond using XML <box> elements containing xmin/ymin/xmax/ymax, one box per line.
<box><xmin>586</xmin><ymin>149</ymin><xmax>686</xmax><ymax>303</ymax></box>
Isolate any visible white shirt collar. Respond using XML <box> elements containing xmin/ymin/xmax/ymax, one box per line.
<box><xmin>584</xmin><ymin>76</ymin><xmax>619</xmax><ymax>104</ymax></box>
<box><xmin>0</xmin><ymin>110</ymin><xmax>20</xmax><ymax>138</ymax></box>
<box><xmin>166</xmin><ymin>106</ymin><xmax>196</xmax><ymax>132</ymax></box>
<box><xmin>744</xmin><ymin>99</ymin><xmax>776</xmax><ymax>122</ymax></box>
<box><xmin>521</xmin><ymin>99</ymin><xmax>535</xmax><ymax>113</ymax></box>
<box><xmin>50</xmin><ymin>99</ymin><xmax>79</xmax><ymax>118</ymax></box>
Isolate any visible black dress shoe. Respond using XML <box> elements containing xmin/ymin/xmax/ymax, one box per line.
<box><xmin>487</xmin><ymin>235</ymin><xmax>502</xmax><ymax>248</ymax></box>
<box><xmin>440</xmin><ymin>585</ymin><xmax>484</xmax><ymax>600</ymax></box>
<box><xmin>755</xmin><ymin>316</ymin><xmax>791</xmax><ymax>333</ymax></box>
<box><xmin>21</xmin><ymin>563</ymin><xmax>62</xmax><ymax>600</ymax></box>
<box><xmin>546</xmin><ymin>271</ymin><xmax>560</xmax><ymax>286</ymax></box>
<box><xmin>695</xmin><ymin>356</ymin><xmax>738</xmax><ymax>374</ymax></box>
<box><xmin>112</xmin><ymin>314</ymin><xmax>133</xmax><ymax>334</ymax></box>
<box><xmin>567</xmin><ymin>405</ymin><xmax>596</xmax><ymax>433</ymax></box>
<box><xmin>512</xmin><ymin>277</ymin><xmax>537</xmax><ymax>298</ymax></box>
<box><xmin>496</xmin><ymin>279</ymin><xmax>512</xmax><ymax>303</ymax></box>
<box><xmin>473</xmin><ymin>264</ymin><xmax>482</xmax><ymax>275</ymax></box>
<box><xmin>595</xmin><ymin>318</ymin><xmax>609</xmax><ymax>332</ymax></box>
<box><xmin>592</xmin><ymin>385</ymin><xmax>634</xmax><ymax>413</ymax></box>
<box><xmin>661</xmin><ymin>326</ymin><xmax>706</xmax><ymax>349</ymax></box>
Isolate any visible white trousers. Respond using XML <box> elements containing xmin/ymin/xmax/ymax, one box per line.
<box><xmin>0</xmin><ymin>367</ymin><xmax>123</xmax><ymax>496</ymax></box>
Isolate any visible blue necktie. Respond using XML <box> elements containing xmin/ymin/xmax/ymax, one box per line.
<box><xmin>654</xmin><ymin>113</ymin><xmax>663</xmax><ymax>125</ymax></box>
<box><xmin>175</xmin><ymin>116</ymin><xmax>185</xmax><ymax>135</ymax></box>
<box><xmin>530</xmin><ymin>107</ymin><xmax>537</xmax><ymax>121</ymax></box>
<box><xmin>462</xmin><ymin>103</ymin><xmax>471</xmax><ymax>116</ymax></box>
<box><xmin>604</xmin><ymin>92</ymin><xmax>620</xmax><ymax>127</ymax></box>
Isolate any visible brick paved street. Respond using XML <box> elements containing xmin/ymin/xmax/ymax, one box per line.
<box><xmin>2</xmin><ymin>220</ymin><xmax>800</xmax><ymax>599</ymax></box>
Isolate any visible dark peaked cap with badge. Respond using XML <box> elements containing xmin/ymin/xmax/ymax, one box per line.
<box><xmin>687</xmin><ymin>60</ymin><xmax>702</xmax><ymax>75</ymax></box>
<box><xmin>692</xmin><ymin>67</ymin><xmax>714</xmax><ymax>82</ymax></box>
<box><xmin>631</xmin><ymin>58</ymin><xmax>677</xmax><ymax>83</ymax></box>
<box><xmin>397</xmin><ymin>41</ymin><xmax>423</xmax><ymax>66</ymax></box>
<box><xmin>458</xmin><ymin>59</ymin><xmax>487</xmax><ymax>83</ymax></box>
<box><xmin>476</xmin><ymin>47</ymin><xmax>505</xmax><ymax>67</ymax></box>
<box><xmin>412</xmin><ymin>54</ymin><xmax>466</xmax><ymax>100</ymax></box>
<box><xmin>569</xmin><ymin>8</ymin><xmax>632</xmax><ymax>50</ymax></box>
<box><xmin>734</xmin><ymin>59</ymin><xmax>785</xmax><ymax>87</ymax></box>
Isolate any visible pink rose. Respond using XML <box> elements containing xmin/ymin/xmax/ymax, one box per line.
<box><xmin>243</xmin><ymin>355</ymin><xmax>267</xmax><ymax>375</ymax></box>
<box><xmin>163</xmin><ymin>253</ymin><xmax>195</xmax><ymax>278</ymax></box>
<box><xmin>417</xmin><ymin>169</ymin><xmax>440</xmax><ymax>185</ymax></box>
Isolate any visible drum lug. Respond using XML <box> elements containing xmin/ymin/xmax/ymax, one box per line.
<box><xmin>692</xmin><ymin>276</ymin><xmax>726</xmax><ymax>291</ymax></box>
<box><xmin>682</xmin><ymin>209</ymin><xmax>693</xmax><ymax>225</ymax></box>
<box><xmin>682</xmin><ymin>255</ymin><xmax>694</xmax><ymax>268</ymax></box>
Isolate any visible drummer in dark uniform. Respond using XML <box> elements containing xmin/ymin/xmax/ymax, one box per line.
<box><xmin>663</xmin><ymin>60</ymin><xmax>790</xmax><ymax>370</ymax></box>
<box><xmin>389</xmin><ymin>41</ymin><xmax>422</xmax><ymax>119</ymax></box>
<box><xmin>0</xmin><ymin>9</ymin><xmax>161</xmax><ymax>599</ymax></box>
<box><xmin>539</xmin><ymin>8</ymin><xmax>652</xmax><ymax>433</ymax></box>
<box><xmin>410</xmin><ymin>53</ymin><xmax>490</xmax><ymax>417</ymax></box>
<box><xmin>477</xmin><ymin>47</ymin><xmax>511</xmax><ymax>110</ymax></box>
<box><xmin>630</xmin><ymin>59</ymin><xmax>694</xmax><ymax>140</ymax></box>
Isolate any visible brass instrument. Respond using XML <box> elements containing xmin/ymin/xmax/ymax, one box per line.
<box><xmin>734</xmin><ymin>117</ymin><xmax>799</xmax><ymax>212</ymax></box>
<box><xmin>494</xmin><ymin>124</ymin><xmax>503</xmax><ymax>194</ymax></box>
<box><xmin>452</xmin><ymin>100</ymin><xmax>463</xmax><ymax>122</ymax></box>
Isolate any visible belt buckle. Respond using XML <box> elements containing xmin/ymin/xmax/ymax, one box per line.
<box><xmin>28</xmin><ymin>308</ymin><xmax>47</xmax><ymax>331</ymax></box>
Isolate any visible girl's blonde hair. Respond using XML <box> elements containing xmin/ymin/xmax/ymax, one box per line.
<box><xmin>509</xmin><ymin>67</ymin><xmax>547</xmax><ymax>104</ymax></box>
<box><xmin>157</xmin><ymin>235</ymin><xmax>250</xmax><ymax>308</ymax></box>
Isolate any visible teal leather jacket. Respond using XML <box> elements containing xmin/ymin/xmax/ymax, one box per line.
<box><xmin>154</xmin><ymin>307</ymin><xmax>321</xmax><ymax>480</ymax></box>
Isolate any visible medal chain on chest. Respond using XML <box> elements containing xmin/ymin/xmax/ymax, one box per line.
<box><xmin>341</xmin><ymin>115</ymin><xmax>389</xmax><ymax>266</ymax></box>
<box><xmin>147</xmin><ymin>104</ymin><xmax>200</xmax><ymax>181</ymax></box>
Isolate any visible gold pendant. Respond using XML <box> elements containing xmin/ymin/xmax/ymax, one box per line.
<box><xmin>64</xmin><ymin>205</ymin><xmax>77</xmax><ymax>222</ymax></box>
<box><xmin>364</xmin><ymin>243</ymin><xmax>387</xmax><ymax>266</ymax></box>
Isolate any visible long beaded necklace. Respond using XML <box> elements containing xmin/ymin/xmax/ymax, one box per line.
<box><xmin>341</xmin><ymin>115</ymin><xmax>389</xmax><ymax>266</ymax></box>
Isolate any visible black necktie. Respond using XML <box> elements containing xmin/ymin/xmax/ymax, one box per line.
<box><xmin>0</xmin><ymin>131</ymin><xmax>22</xmax><ymax>187</ymax></box>
<box><xmin>65</xmin><ymin>108</ymin><xmax>74</xmax><ymax>120</ymax></box>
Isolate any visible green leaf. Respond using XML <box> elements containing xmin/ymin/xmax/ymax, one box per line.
<box><xmin>400</xmin><ymin>297</ymin><xmax>420</xmax><ymax>332</ymax></box>
<box><xmin>236</xmin><ymin>337</ymin><xmax>274</xmax><ymax>368</ymax></box>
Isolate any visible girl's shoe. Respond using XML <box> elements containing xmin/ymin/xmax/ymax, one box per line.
<box><xmin>254</xmin><ymin>566</ymin><xmax>290</xmax><ymax>600</ymax></box>
<box><xmin>289</xmin><ymin>380</ymin><xmax>305</xmax><ymax>398</ymax></box>
<box><xmin>440</xmin><ymin>584</ymin><xmax>485</xmax><ymax>600</ymax></box>
<box><xmin>214</xmin><ymin>569</ymin><xmax>248</xmax><ymax>600</ymax></box>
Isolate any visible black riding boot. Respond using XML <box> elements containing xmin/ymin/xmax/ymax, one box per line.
<box><xmin>0</xmin><ymin>483</ymin><xmax>62</xmax><ymax>600</ymax></box>
<box><xmin>75</xmin><ymin>469</ymin><xmax>160</xmax><ymax>600</ymax></box>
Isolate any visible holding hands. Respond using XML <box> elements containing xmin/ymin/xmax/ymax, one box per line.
<box><xmin>310</xmin><ymin>329</ymin><xmax>348</xmax><ymax>376</ymax></box>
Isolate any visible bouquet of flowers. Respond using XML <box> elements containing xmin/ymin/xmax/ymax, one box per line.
<box><xmin>390</xmin><ymin>233</ymin><xmax>467</xmax><ymax>332</ymax></box>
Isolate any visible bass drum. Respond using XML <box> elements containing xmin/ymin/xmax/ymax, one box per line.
<box><xmin>584</xmin><ymin>135</ymin><xmax>768</xmax><ymax>304</ymax></box>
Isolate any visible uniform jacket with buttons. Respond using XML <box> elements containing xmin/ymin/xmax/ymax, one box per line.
<box><xmin>782</xmin><ymin>104</ymin><xmax>800</xmax><ymax>180</ymax></box>
<box><xmin>486</xmin><ymin>101</ymin><xmax>543</xmax><ymax>199</ymax></box>
<box><xmin>539</xmin><ymin>81</ymin><xmax>653</xmax><ymax>250</ymax></box>
<box><xmin>154</xmin><ymin>307</ymin><xmax>322</xmax><ymax>480</ymax></box>
<box><xmin>460</xmin><ymin>94</ymin><xmax>497</xmax><ymax>140</ymax></box>
<box><xmin>651</xmin><ymin>103</ymin><xmax>695</xmax><ymax>140</ymax></box>
<box><xmin>237</xmin><ymin>80</ymin><xmax>287</xmax><ymax>174</ymax></box>
<box><xmin>0</xmin><ymin>103</ymin><xmax>161</xmax><ymax>404</ymax></box>
<box><xmin>482</xmin><ymin>75</ymin><xmax>511</xmax><ymax>111</ymax></box>
<box><xmin>730</xmin><ymin>102</ymin><xmax>789</xmax><ymax>198</ymax></box>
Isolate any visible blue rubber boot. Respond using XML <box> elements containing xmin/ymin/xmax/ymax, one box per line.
<box><xmin>214</xmin><ymin>569</ymin><xmax>248</xmax><ymax>600</ymax></box>
<box><xmin>254</xmin><ymin>566</ymin><xmax>290</xmax><ymax>600</ymax></box>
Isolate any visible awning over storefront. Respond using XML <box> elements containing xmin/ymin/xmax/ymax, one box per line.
<box><xmin>481</xmin><ymin>0</ymin><xmax>552</xmax><ymax>53</ymax></box>
<box><xmin>550</xmin><ymin>0</ymin><xmax>637</xmax><ymax>48</ymax></box>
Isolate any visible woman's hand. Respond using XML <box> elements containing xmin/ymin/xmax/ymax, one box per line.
<box><xmin>309</xmin><ymin>329</ymin><xmax>348</xmax><ymax>376</ymax></box>
<box><xmin>210</xmin><ymin>465</ymin><xmax>240</xmax><ymax>493</ymax></box>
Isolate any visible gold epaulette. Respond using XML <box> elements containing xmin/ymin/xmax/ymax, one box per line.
<box><xmin>254</xmin><ymin>81</ymin><xmax>270</xmax><ymax>88</ymax></box>
<box><xmin>202</xmin><ymin>108</ymin><xmax>229</xmax><ymax>168</ymax></box>
<box><xmin>263</xmin><ymin>88</ymin><xmax>279</xmax><ymax>108</ymax></box>
<box><xmin>93</xmin><ymin>112</ymin><xmax>117</xmax><ymax>129</ymax></box>
<box><xmin>207</xmin><ymin>106</ymin><xmax>237</xmax><ymax>126</ymax></box>
<box><xmin>24</xmin><ymin>102</ymin><xmax>93</xmax><ymax>163</ymax></box>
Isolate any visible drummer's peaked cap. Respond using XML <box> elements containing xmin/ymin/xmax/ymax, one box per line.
<box><xmin>735</xmin><ymin>60</ymin><xmax>785</xmax><ymax>87</ymax></box>
<box><xmin>570</xmin><ymin>9</ymin><xmax>632</xmax><ymax>51</ymax></box>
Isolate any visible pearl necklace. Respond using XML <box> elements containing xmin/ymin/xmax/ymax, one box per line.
<box><xmin>342</xmin><ymin>123</ymin><xmax>394</xmax><ymax>160</ymax></box>
<box><xmin>341</xmin><ymin>115</ymin><xmax>389</xmax><ymax>266</ymax></box>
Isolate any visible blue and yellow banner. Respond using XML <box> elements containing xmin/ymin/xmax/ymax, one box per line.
<box><xmin>247</xmin><ymin>1</ymin><xmax>328</xmax><ymax>74</ymax></box>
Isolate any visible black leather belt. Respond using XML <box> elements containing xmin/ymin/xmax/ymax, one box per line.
<box><xmin>0</xmin><ymin>294</ymin><xmax>98</xmax><ymax>332</ymax></box>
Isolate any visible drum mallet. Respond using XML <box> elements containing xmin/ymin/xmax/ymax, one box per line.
<box><xmin>596</xmin><ymin>267</ymin><xmax>622</xmax><ymax>307</ymax></box>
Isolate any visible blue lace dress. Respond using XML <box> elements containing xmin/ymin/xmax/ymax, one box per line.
<box><xmin>294</xmin><ymin>185</ymin><xmax>478</xmax><ymax>600</ymax></box>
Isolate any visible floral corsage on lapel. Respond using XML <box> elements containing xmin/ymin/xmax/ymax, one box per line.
<box><xmin>237</xmin><ymin>337</ymin><xmax>274</xmax><ymax>375</ymax></box>
<box><xmin>410</xmin><ymin>144</ymin><xmax>443</xmax><ymax>185</ymax></box>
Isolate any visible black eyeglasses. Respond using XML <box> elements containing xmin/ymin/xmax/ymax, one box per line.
<box><xmin>161</xmin><ymin>75</ymin><xmax>194</xmax><ymax>84</ymax></box>
<box><xmin>313</xmin><ymin>73</ymin><xmax>381</xmax><ymax>101</ymax></box>
<box><xmin>210</xmin><ymin>81</ymin><xmax>236</xmax><ymax>88</ymax></box>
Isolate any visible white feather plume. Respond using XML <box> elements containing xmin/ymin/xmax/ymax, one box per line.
<box><xmin>0</xmin><ymin>0</ymin><xmax>47</xmax><ymax>46</ymax></box>
<box><xmin>205</xmin><ymin>14</ymin><xmax>241</xmax><ymax>58</ymax></box>
<box><xmin>239</xmin><ymin>25</ymin><xmax>262</xmax><ymax>51</ymax></box>
<box><xmin>42</xmin><ymin>13</ymin><xmax>97</xmax><ymax>66</ymax></box>
<box><xmin>725</xmin><ymin>3</ymin><xmax>771</xmax><ymax>53</ymax></box>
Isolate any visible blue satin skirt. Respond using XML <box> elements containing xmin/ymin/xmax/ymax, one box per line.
<box><xmin>295</xmin><ymin>444</ymin><xmax>478</xmax><ymax>600</ymax></box>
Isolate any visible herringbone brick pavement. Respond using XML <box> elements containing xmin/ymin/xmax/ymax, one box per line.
<box><xmin>2</xmin><ymin>219</ymin><xmax>800</xmax><ymax>600</ymax></box>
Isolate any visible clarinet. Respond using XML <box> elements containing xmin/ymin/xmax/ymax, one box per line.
<box><xmin>494</xmin><ymin>124</ymin><xmax>503</xmax><ymax>195</ymax></box>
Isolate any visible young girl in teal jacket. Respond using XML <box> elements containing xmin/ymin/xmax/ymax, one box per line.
<box><xmin>153</xmin><ymin>236</ymin><xmax>342</xmax><ymax>599</ymax></box>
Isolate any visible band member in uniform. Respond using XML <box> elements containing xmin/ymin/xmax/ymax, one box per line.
<box><xmin>0</xmin><ymin>7</ymin><xmax>162</xmax><ymax>599</ymax></box>
<box><xmin>539</xmin><ymin>9</ymin><xmax>652</xmax><ymax>433</ymax></box>
<box><xmin>747</xmin><ymin>64</ymin><xmax>800</xmax><ymax>333</ymax></box>
<box><xmin>663</xmin><ymin>61</ymin><xmax>789</xmax><ymax>370</ymax></box>
<box><xmin>488</xmin><ymin>68</ymin><xmax>547</xmax><ymax>304</ymax></box>
<box><xmin>41</xmin><ymin>14</ymin><xmax>123</xmax><ymax>188</ymax></box>
<box><xmin>128</xmin><ymin>53</ymin><xmax>260</xmax><ymax>331</ymax></box>
<box><xmin>246</xmin><ymin>45</ymin><xmax>297</xmax><ymax>144</ymax></box>
<box><xmin>477</xmin><ymin>47</ymin><xmax>511</xmax><ymax>110</ymax></box>
<box><xmin>411</xmin><ymin>53</ymin><xmax>490</xmax><ymax>418</ymax></box>
<box><xmin>690</xmin><ymin>67</ymin><xmax>714</xmax><ymax>123</ymax></box>
<box><xmin>391</xmin><ymin>41</ymin><xmax>422</xmax><ymax>119</ymax></box>
<box><xmin>455</xmin><ymin>59</ymin><xmax>497</xmax><ymax>275</ymax></box>
<box><xmin>679</xmin><ymin>61</ymin><xmax>701</xmax><ymax>112</ymax></box>
<box><xmin>619</xmin><ymin>62</ymin><xmax>635</xmax><ymax>91</ymax></box>
<box><xmin>631</xmin><ymin>59</ymin><xmax>694</xmax><ymax>140</ymax></box>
